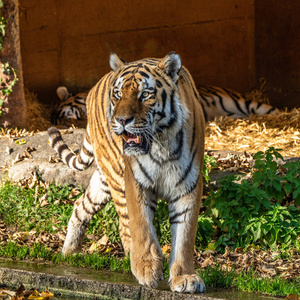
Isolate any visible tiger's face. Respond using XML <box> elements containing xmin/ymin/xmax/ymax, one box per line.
<box><xmin>108</xmin><ymin>53</ymin><xmax>182</xmax><ymax>156</ymax></box>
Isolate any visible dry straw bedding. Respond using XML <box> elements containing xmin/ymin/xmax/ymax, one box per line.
<box><xmin>205</xmin><ymin>109</ymin><xmax>300</xmax><ymax>157</ymax></box>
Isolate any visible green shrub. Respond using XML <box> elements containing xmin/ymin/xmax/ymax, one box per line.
<box><xmin>204</xmin><ymin>147</ymin><xmax>300</xmax><ymax>250</ymax></box>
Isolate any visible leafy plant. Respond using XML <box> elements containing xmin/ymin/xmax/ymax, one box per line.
<box><xmin>204</xmin><ymin>147</ymin><xmax>300</xmax><ymax>250</ymax></box>
<box><xmin>203</xmin><ymin>154</ymin><xmax>217</xmax><ymax>183</ymax></box>
<box><xmin>253</xmin><ymin>147</ymin><xmax>285</xmax><ymax>201</ymax></box>
<box><xmin>0</xmin><ymin>16</ymin><xmax>6</xmax><ymax>50</ymax></box>
<box><xmin>242</xmin><ymin>204</ymin><xmax>299</xmax><ymax>248</ymax></box>
<box><xmin>0</xmin><ymin>9</ymin><xmax>19</xmax><ymax>116</ymax></box>
<box><xmin>0</xmin><ymin>62</ymin><xmax>18</xmax><ymax>96</ymax></box>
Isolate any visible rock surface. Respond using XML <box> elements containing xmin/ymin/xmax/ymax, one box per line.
<box><xmin>0</xmin><ymin>129</ymin><xmax>96</xmax><ymax>188</ymax></box>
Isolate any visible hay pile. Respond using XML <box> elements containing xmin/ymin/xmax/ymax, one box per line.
<box><xmin>25</xmin><ymin>89</ymin><xmax>52</xmax><ymax>131</ymax></box>
<box><xmin>205</xmin><ymin>109</ymin><xmax>300</xmax><ymax>157</ymax></box>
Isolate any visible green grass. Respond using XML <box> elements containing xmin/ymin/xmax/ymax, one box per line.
<box><xmin>0</xmin><ymin>181</ymin><xmax>121</xmax><ymax>240</ymax></box>
<box><xmin>0</xmin><ymin>242</ymin><xmax>131</xmax><ymax>273</ymax></box>
<box><xmin>198</xmin><ymin>264</ymin><xmax>300</xmax><ymax>297</ymax></box>
<box><xmin>0</xmin><ymin>181</ymin><xmax>76</xmax><ymax>233</ymax></box>
<box><xmin>1</xmin><ymin>242</ymin><xmax>299</xmax><ymax>297</ymax></box>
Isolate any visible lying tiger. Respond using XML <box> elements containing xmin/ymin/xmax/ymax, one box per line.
<box><xmin>49</xmin><ymin>52</ymin><xmax>206</xmax><ymax>293</ymax></box>
<box><xmin>51</xmin><ymin>80</ymin><xmax>278</xmax><ymax>127</ymax></box>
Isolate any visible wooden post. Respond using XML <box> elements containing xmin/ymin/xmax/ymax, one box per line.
<box><xmin>0</xmin><ymin>0</ymin><xmax>26</xmax><ymax>128</ymax></box>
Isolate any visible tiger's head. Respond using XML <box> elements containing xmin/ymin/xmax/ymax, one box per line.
<box><xmin>108</xmin><ymin>52</ymin><xmax>183</xmax><ymax>156</ymax></box>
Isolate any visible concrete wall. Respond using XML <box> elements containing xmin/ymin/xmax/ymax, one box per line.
<box><xmin>19</xmin><ymin>0</ymin><xmax>255</xmax><ymax>106</ymax></box>
<box><xmin>255</xmin><ymin>0</ymin><xmax>300</xmax><ymax>109</ymax></box>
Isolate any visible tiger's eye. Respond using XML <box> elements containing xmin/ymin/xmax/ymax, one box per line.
<box><xmin>142</xmin><ymin>91</ymin><xmax>149</xmax><ymax>98</ymax></box>
<box><xmin>114</xmin><ymin>91</ymin><xmax>122</xmax><ymax>99</ymax></box>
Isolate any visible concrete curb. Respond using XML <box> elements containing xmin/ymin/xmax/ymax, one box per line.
<box><xmin>0</xmin><ymin>261</ymin><xmax>221</xmax><ymax>300</ymax></box>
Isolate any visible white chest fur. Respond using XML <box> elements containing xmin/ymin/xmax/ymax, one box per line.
<box><xmin>132</xmin><ymin>136</ymin><xmax>200</xmax><ymax>201</ymax></box>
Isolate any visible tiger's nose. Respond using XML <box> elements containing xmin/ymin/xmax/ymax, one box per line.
<box><xmin>115</xmin><ymin>116</ymin><xmax>134</xmax><ymax>126</ymax></box>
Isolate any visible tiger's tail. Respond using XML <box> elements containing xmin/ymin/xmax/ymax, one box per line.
<box><xmin>48</xmin><ymin>127</ymin><xmax>94</xmax><ymax>171</ymax></box>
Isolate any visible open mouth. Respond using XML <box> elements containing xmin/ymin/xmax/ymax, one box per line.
<box><xmin>122</xmin><ymin>131</ymin><xmax>149</xmax><ymax>154</ymax></box>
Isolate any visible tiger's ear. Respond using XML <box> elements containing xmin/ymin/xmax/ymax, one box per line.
<box><xmin>109</xmin><ymin>53</ymin><xmax>125</xmax><ymax>71</ymax></box>
<box><xmin>158</xmin><ymin>52</ymin><xmax>182</xmax><ymax>82</ymax></box>
<box><xmin>56</xmin><ymin>86</ymin><xmax>70</xmax><ymax>101</ymax></box>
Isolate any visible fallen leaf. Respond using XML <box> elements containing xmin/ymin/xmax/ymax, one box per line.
<box><xmin>39</xmin><ymin>194</ymin><xmax>49</xmax><ymax>207</ymax></box>
<box><xmin>15</xmin><ymin>139</ymin><xmax>26</xmax><ymax>145</ymax></box>
<box><xmin>161</xmin><ymin>244</ymin><xmax>171</xmax><ymax>254</ymax></box>
<box><xmin>285</xmin><ymin>295</ymin><xmax>299</xmax><ymax>300</ymax></box>
<box><xmin>69</xmin><ymin>188</ymin><xmax>82</xmax><ymax>199</ymax></box>
<box><xmin>98</xmin><ymin>234</ymin><xmax>109</xmax><ymax>246</ymax></box>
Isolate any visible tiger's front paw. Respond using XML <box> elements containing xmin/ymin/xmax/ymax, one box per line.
<box><xmin>169</xmin><ymin>274</ymin><xmax>205</xmax><ymax>293</ymax></box>
<box><xmin>130</xmin><ymin>243</ymin><xmax>164</xmax><ymax>288</ymax></box>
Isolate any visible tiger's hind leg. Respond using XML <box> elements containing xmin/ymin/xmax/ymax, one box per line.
<box><xmin>113</xmin><ymin>195</ymin><xmax>131</xmax><ymax>255</ymax></box>
<box><xmin>62</xmin><ymin>168</ymin><xmax>111</xmax><ymax>254</ymax></box>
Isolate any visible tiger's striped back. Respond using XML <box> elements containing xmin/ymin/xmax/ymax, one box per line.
<box><xmin>198</xmin><ymin>86</ymin><xmax>278</xmax><ymax>121</ymax></box>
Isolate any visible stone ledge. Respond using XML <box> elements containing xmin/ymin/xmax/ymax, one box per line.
<box><xmin>0</xmin><ymin>261</ymin><xmax>221</xmax><ymax>300</ymax></box>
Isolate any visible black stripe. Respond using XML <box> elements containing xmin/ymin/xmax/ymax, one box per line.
<box><xmin>256</xmin><ymin>102</ymin><xmax>263</xmax><ymax>109</ymax></box>
<box><xmin>144</xmin><ymin>65</ymin><xmax>151</xmax><ymax>72</ymax></box>
<box><xmin>57</xmin><ymin>144</ymin><xmax>68</xmax><ymax>154</ymax></box>
<box><xmin>169</xmin><ymin>129</ymin><xmax>183</xmax><ymax>161</ymax></box>
<box><xmin>266</xmin><ymin>107</ymin><xmax>276</xmax><ymax>114</ymax></box>
<box><xmin>139</xmin><ymin>71</ymin><xmax>150</xmax><ymax>78</ymax></box>
<box><xmin>245</xmin><ymin>100</ymin><xmax>252</xmax><ymax>114</ymax></box>
<box><xmin>114</xmin><ymin>199</ymin><xmax>127</xmax><ymax>207</ymax></box>
<box><xmin>176</xmin><ymin>147</ymin><xmax>197</xmax><ymax>187</ymax></box>
<box><xmin>119</xmin><ymin>221</ymin><xmax>129</xmax><ymax>229</ymax></box>
<box><xmin>98</xmin><ymin>76</ymin><xmax>124</xmax><ymax>173</ymax></box>
<box><xmin>65</xmin><ymin>153</ymin><xmax>74</xmax><ymax>165</ymax></box>
<box><xmin>119</xmin><ymin>213</ymin><xmax>129</xmax><ymax>220</ymax></box>
<box><xmin>51</xmin><ymin>135</ymin><xmax>62</xmax><ymax>148</ymax></box>
<box><xmin>152</xmin><ymin>68</ymin><xmax>171</xmax><ymax>87</ymax></box>
<box><xmin>120</xmin><ymin>70</ymin><xmax>134</xmax><ymax>78</ymax></box>
<box><xmin>99</xmin><ymin>175</ymin><xmax>109</xmax><ymax>187</ymax></box>
<box><xmin>158</xmin><ymin>93</ymin><xmax>177</xmax><ymax>131</ymax></box>
<box><xmin>148</xmin><ymin>151</ymin><xmax>161</xmax><ymax>165</ymax></box>
<box><xmin>161</xmin><ymin>89</ymin><xmax>167</xmax><ymax>110</ymax></box>
<box><xmin>189</xmin><ymin>111</ymin><xmax>196</xmax><ymax>154</ymax></box>
<box><xmin>107</xmin><ymin>179</ymin><xmax>125</xmax><ymax>195</ymax></box>
<box><xmin>136</xmin><ymin>158</ymin><xmax>154</xmax><ymax>185</ymax></box>
<box><xmin>156</xmin><ymin>80</ymin><xmax>162</xmax><ymax>88</ymax></box>
<box><xmin>78</xmin><ymin>156</ymin><xmax>89</xmax><ymax>166</ymax></box>
<box><xmin>198</xmin><ymin>91</ymin><xmax>210</xmax><ymax>106</ymax></box>
<box><xmin>100</xmin><ymin>164</ymin><xmax>122</xmax><ymax>189</ymax></box>
<box><xmin>82</xmin><ymin>144</ymin><xmax>93</xmax><ymax>157</ymax></box>
<box><xmin>147</xmin><ymin>203</ymin><xmax>156</xmax><ymax>213</ymax></box>
<box><xmin>169</xmin><ymin>207</ymin><xmax>191</xmax><ymax>224</ymax></box>
<box><xmin>74</xmin><ymin>99</ymin><xmax>86</xmax><ymax>105</ymax></box>
<box><xmin>72</xmin><ymin>156</ymin><xmax>79</xmax><ymax>169</ymax></box>
<box><xmin>74</xmin><ymin>209</ymin><xmax>89</xmax><ymax>228</ymax></box>
<box><xmin>122</xmin><ymin>232</ymin><xmax>131</xmax><ymax>238</ymax></box>
<box><xmin>169</xmin><ymin>173</ymin><xmax>200</xmax><ymax>205</ymax></box>
<box><xmin>82</xmin><ymin>198</ymin><xmax>95</xmax><ymax>215</ymax></box>
<box><xmin>216</xmin><ymin>94</ymin><xmax>230</xmax><ymax>114</ymax></box>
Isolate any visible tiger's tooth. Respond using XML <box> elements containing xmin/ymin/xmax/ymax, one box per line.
<box><xmin>137</xmin><ymin>136</ymin><xmax>141</xmax><ymax>143</ymax></box>
<box><xmin>122</xmin><ymin>134</ymin><xmax>129</xmax><ymax>142</ymax></box>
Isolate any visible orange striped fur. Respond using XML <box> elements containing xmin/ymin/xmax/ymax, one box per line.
<box><xmin>48</xmin><ymin>52</ymin><xmax>206</xmax><ymax>293</ymax></box>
